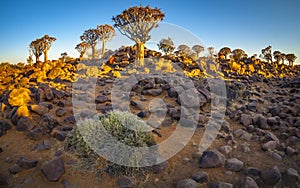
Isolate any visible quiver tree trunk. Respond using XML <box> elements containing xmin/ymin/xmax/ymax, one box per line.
<box><xmin>135</xmin><ymin>42</ymin><xmax>145</xmax><ymax>66</ymax></box>
<box><xmin>91</xmin><ymin>46</ymin><xmax>96</xmax><ymax>59</ymax></box>
<box><xmin>102</xmin><ymin>40</ymin><xmax>106</xmax><ymax>57</ymax></box>
<box><xmin>44</xmin><ymin>50</ymin><xmax>48</xmax><ymax>62</ymax></box>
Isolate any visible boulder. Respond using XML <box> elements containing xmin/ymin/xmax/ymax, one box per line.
<box><xmin>262</xmin><ymin>166</ymin><xmax>281</xmax><ymax>185</ymax></box>
<box><xmin>225</xmin><ymin>158</ymin><xmax>244</xmax><ymax>172</ymax></box>
<box><xmin>8</xmin><ymin>88</ymin><xmax>31</xmax><ymax>106</ymax></box>
<box><xmin>41</xmin><ymin>157</ymin><xmax>65</xmax><ymax>182</ymax></box>
<box><xmin>17</xmin><ymin>157</ymin><xmax>38</xmax><ymax>169</ymax></box>
<box><xmin>176</xmin><ymin>179</ymin><xmax>198</xmax><ymax>188</ymax></box>
<box><xmin>199</xmin><ymin>150</ymin><xmax>225</xmax><ymax>168</ymax></box>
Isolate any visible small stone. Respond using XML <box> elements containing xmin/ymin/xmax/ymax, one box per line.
<box><xmin>95</xmin><ymin>95</ymin><xmax>108</xmax><ymax>103</ymax></box>
<box><xmin>238</xmin><ymin>176</ymin><xmax>259</xmax><ymax>188</ymax></box>
<box><xmin>262</xmin><ymin>166</ymin><xmax>281</xmax><ymax>185</ymax></box>
<box><xmin>142</xmin><ymin>88</ymin><xmax>163</xmax><ymax>96</ymax></box>
<box><xmin>8</xmin><ymin>164</ymin><xmax>22</xmax><ymax>174</ymax></box>
<box><xmin>256</xmin><ymin>115</ymin><xmax>269</xmax><ymax>130</ymax></box>
<box><xmin>262</xmin><ymin>141</ymin><xmax>277</xmax><ymax>151</ymax></box>
<box><xmin>117</xmin><ymin>176</ymin><xmax>134</xmax><ymax>188</ymax></box>
<box><xmin>176</xmin><ymin>178</ymin><xmax>198</xmax><ymax>188</ymax></box>
<box><xmin>16</xmin><ymin>116</ymin><xmax>35</xmax><ymax>131</ymax></box>
<box><xmin>244</xmin><ymin>167</ymin><xmax>261</xmax><ymax>177</ymax></box>
<box><xmin>137</xmin><ymin>111</ymin><xmax>147</xmax><ymax>118</ymax></box>
<box><xmin>241</xmin><ymin>142</ymin><xmax>251</xmax><ymax>153</ymax></box>
<box><xmin>191</xmin><ymin>171</ymin><xmax>209</xmax><ymax>183</ymax></box>
<box><xmin>219</xmin><ymin>145</ymin><xmax>232</xmax><ymax>155</ymax></box>
<box><xmin>199</xmin><ymin>150</ymin><xmax>225</xmax><ymax>168</ymax></box>
<box><xmin>28</xmin><ymin>128</ymin><xmax>43</xmax><ymax>140</ymax></box>
<box><xmin>267</xmin><ymin>151</ymin><xmax>282</xmax><ymax>161</ymax></box>
<box><xmin>17</xmin><ymin>157</ymin><xmax>38</xmax><ymax>169</ymax></box>
<box><xmin>30</xmin><ymin>105</ymin><xmax>49</xmax><ymax>115</ymax></box>
<box><xmin>210</xmin><ymin>181</ymin><xmax>233</xmax><ymax>188</ymax></box>
<box><xmin>36</xmin><ymin>140</ymin><xmax>52</xmax><ymax>151</ymax></box>
<box><xmin>55</xmin><ymin>131</ymin><xmax>67</xmax><ymax>141</ymax></box>
<box><xmin>41</xmin><ymin>157</ymin><xmax>65</xmax><ymax>182</ymax></box>
<box><xmin>225</xmin><ymin>158</ymin><xmax>244</xmax><ymax>172</ymax></box>
<box><xmin>161</xmin><ymin>117</ymin><xmax>173</xmax><ymax>127</ymax></box>
<box><xmin>286</xmin><ymin>146</ymin><xmax>297</xmax><ymax>156</ymax></box>
<box><xmin>240</xmin><ymin>114</ymin><xmax>252</xmax><ymax>126</ymax></box>
<box><xmin>56</xmin><ymin>108</ymin><xmax>68</xmax><ymax>117</ymax></box>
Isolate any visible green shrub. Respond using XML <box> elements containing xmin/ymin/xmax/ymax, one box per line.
<box><xmin>66</xmin><ymin>110</ymin><xmax>157</xmax><ymax>176</ymax></box>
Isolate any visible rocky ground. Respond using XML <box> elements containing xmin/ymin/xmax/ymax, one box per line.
<box><xmin>0</xmin><ymin>47</ymin><xmax>300</xmax><ymax>187</ymax></box>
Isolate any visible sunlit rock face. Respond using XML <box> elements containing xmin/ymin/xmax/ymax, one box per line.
<box><xmin>8</xmin><ymin>88</ymin><xmax>32</xmax><ymax>107</ymax></box>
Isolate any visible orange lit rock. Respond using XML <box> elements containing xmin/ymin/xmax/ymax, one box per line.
<box><xmin>8</xmin><ymin>88</ymin><xmax>31</xmax><ymax>107</ymax></box>
<box><xmin>16</xmin><ymin>105</ymin><xmax>30</xmax><ymax>117</ymax></box>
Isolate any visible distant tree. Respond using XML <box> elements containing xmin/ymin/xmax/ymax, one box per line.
<box><xmin>29</xmin><ymin>39</ymin><xmax>43</xmax><ymax>62</ymax></box>
<box><xmin>40</xmin><ymin>35</ymin><xmax>56</xmax><ymax>62</ymax></box>
<box><xmin>157</xmin><ymin>37</ymin><xmax>175</xmax><ymax>55</ymax></box>
<box><xmin>285</xmin><ymin>53</ymin><xmax>297</xmax><ymax>67</ymax></box>
<box><xmin>61</xmin><ymin>52</ymin><xmax>68</xmax><ymax>62</ymax></box>
<box><xmin>27</xmin><ymin>47</ymin><xmax>33</xmax><ymax>65</ymax></box>
<box><xmin>218</xmin><ymin>47</ymin><xmax>231</xmax><ymax>59</ymax></box>
<box><xmin>207</xmin><ymin>47</ymin><xmax>215</xmax><ymax>58</ymax></box>
<box><xmin>80</xmin><ymin>29</ymin><xmax>100</xmax><ymax>59</ymax></box>
<box><xmin>273</xmin><ymin>51</ymin><xmax>282</xmax><ymax>64</ymax></box>
<box><xmin>112</xmin><ymin>5</ymin><xmax>165</xmax><ymax>66</ymax></box>
<box><xmin>97</xmin><ymin>24</ymin><xmax>115</xmax><ymax>57</ymax></box>
<box><xmin>192</xmin><ymin>45</ymin><xmax>204</xmax><ymax>58</ymax></box>
<box><xmin>261</xmin><ymin>45</ymin><xmax>272</xmax><ymax>63</ymax></box>
<box><xmin>75</xmin><ymin>42</ymin><xmax>91</xmax><ymax>61</ymax></box>
<box><xmin>177</xmin><ymin>44</ymin><xmax>192</xmax><ymax>56</ymax></box>
<box><xmin>232</xmin><ymin>49</ymin><xmax>246</xmax><ymax>62</ymax></box>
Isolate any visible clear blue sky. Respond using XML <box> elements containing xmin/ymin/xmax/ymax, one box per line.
<box><xmin>0</xmin><ymin>0</ymin><xmax>300</xmax><ymax>64</ymax></box>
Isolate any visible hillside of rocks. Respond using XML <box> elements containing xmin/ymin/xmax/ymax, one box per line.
<box><xmin>0</xmin><ymin>46</ymin><xmax>300</xmax><ymax>187</ymax></box>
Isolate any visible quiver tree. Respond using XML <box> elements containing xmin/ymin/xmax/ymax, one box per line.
<box><xmin>207</xmin><ymin>47</ymin><xmax>215</xmax><ymax>58</ymax></box>
<box><xmin>285</xmin><ymin>54</ymin><xmax>297</xmax><ymax>67</ymax></box>
<box><xmin>261</xmin><ymin>45</ymin><xmax>272</xmax><ymax>63</ymax></box>
<box><xmin>112</xmin><ymin>5</ymin><xmax>165</xmax><ymax>66</ymax></box>
<box><xmin>29</xmin><ymin>39</ymin><xmax>43</xmax><ymax>62</ymax></box>
<box><xmin>232</xmin><ymin>49</ymin><xmax>246</xmax><ymax>62</ymax></box>
<box><xmin>80</xmin><ymin>29</ymin><xmax>100</xmax><ymax>59</ymax></box>
<box><xmin>75</xmin><ymin>42</ymin><xmax>91</xmax><ymax>60</ymax></box>
<box><xmin>40</xmin><ymin>35</ymin><xmax>56</xmax><ymax>62</ymax></box>
<box><xmin>218</xmin><ymin>47</ymin><xmax>231</xmax><ymax>59</ymax></box>
<box><xmin>97</xmin><ymin>24</ymin><xmax>115</xmax><ymax>57</ymax></box>
<box><xmin>177</xmin><ymin>44</ymin><xmax>192</xmax><ymax>56</ymax></box>
<box><xmin>27</xmin><ymin>47</ymin><xmax>33</xmax><ymax>65</ymax></box>
<box><xmin>192</xmin><ymin>45</ymin><xmax>204</xmax><ymax>58</ymax></box>
<box><xmin>273</xmin><ymin>51</ymin><xmax>282</xmax><ymax>64</ymax></box>
<box><xmin>157</xmin><ymin>37</ymin><xmax>175</xmax><ymax>55</ymax></box>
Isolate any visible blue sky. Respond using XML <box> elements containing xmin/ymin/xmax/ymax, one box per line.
<box><xmin>0</xmin><ymin>0</ymin><xmax>300</xmax><ymax>64</ymax></box>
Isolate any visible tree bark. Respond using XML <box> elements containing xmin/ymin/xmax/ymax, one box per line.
<box><xmin>44</xmin><ymin>50</ymin><xmax>48</xmax><ymax>62</ymax></box>
<box><xmin>92</xmin><ymin>45</ymin><xmax>96</xmax><ymax>59</ymax></box>
<box><xmin>135</xmin><ymin>42</ymin><xmax>145</xmax><ymax>66</ymax></box>
<box><xmin>102</xmin><ymin>40</ymin><xmax>106</xmax><ymax>57</ymax></box>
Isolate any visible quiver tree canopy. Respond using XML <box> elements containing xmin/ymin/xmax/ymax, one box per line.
<box><xmin>80</xmin><ymin>29</ymin><xmax>100</xmax><ymax>59</ymax></box>
<box><xmin>29</xmin><ymin>38</ymin><xmax>44</xmax><ymax>62</ymax></box>
<box><xmin>97</xmin><ymin>24</ymin><xmax>115</xmax><ymax>56</ymax></box>
<box><xmin>75</xmin><ymin>42</ymin><xmax>91</xmax><ymax>60</ymax></box>
<box><xmin>112</xmin><ymin>5</ymin><xmax>165</xmax><ymax>65</ymax></box>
